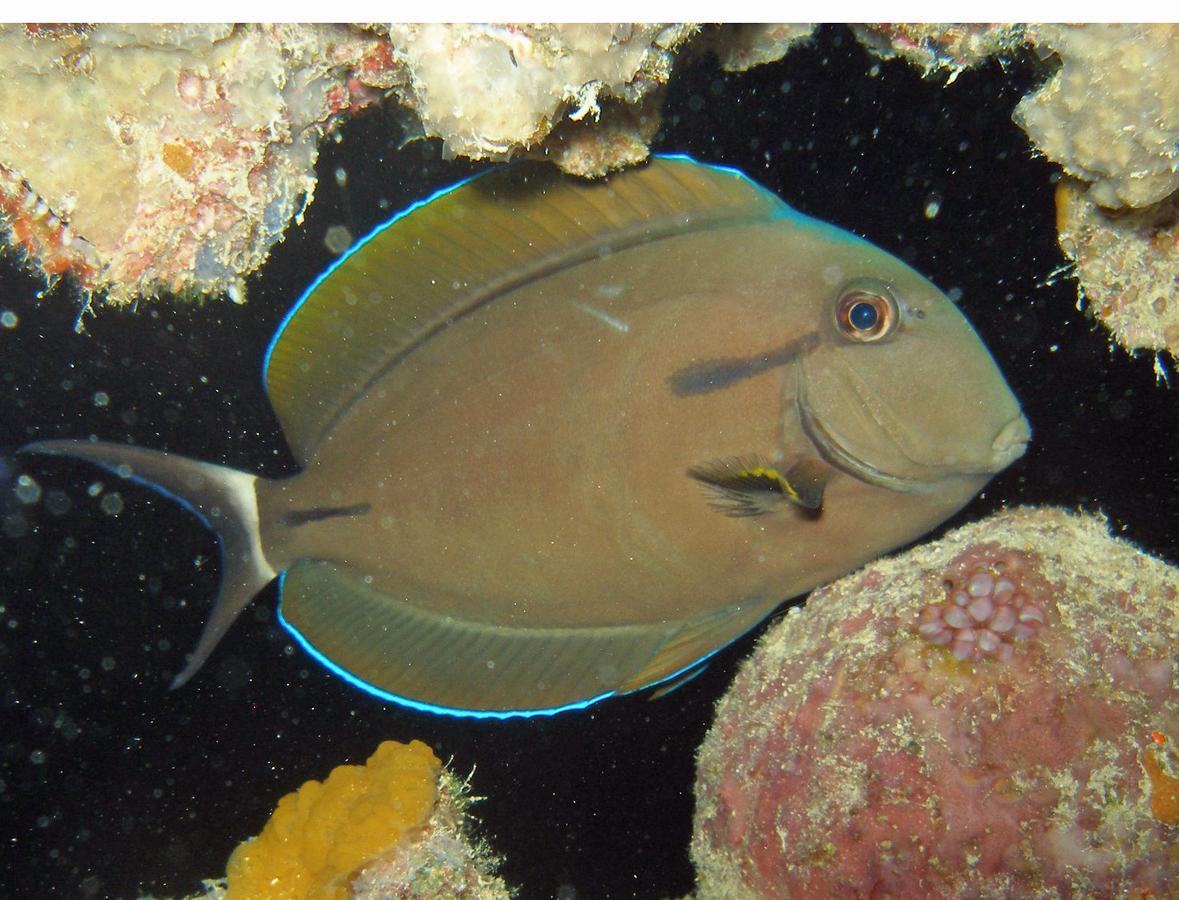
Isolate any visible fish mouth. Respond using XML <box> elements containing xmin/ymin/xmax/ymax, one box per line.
<box><xmin>796</xmin><ymin>391</ymin><xmax>1029</xmax><ymax>493</ymax></box>
<box><xmin>989</xmin><ymin>413</ymin><xmax>1032</xmax><ymax>471</ymax></box>
<box><xmin>797</xmin><ymin>397</ymin><xmax>921</xmax><ymax>492</ymax></box>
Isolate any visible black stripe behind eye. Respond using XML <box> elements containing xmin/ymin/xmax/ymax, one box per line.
<box><xmin>667</xmin><ymin>332</ymin><xmax>817</xmax><ymax>397</ymax></box>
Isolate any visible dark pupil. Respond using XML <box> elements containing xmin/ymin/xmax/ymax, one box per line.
<box><xmin>849</xmin><ymin>300</ymin><xmax>879</xmax><ymax>331</ymax></box>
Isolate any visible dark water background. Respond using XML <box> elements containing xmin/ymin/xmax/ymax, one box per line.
<box><xmin>2</xmin><ymin>25</ymin><xmax>1177</xmax><ymax>899</ymax></box>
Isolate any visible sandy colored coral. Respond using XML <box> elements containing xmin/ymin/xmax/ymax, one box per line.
<box><xmin>693</xmin><ymin>506</ymin><xmax>1179</xmax><ymax>898</ymax></box>
<box><xmin>702</xmin><ymin>24</ymin><xmax>816</xmax><ymax>73</ymax></box>
<box><xmin>0</xmin><ymin>24</ymin><xmax>394</xmax><ymax>308</ymax></box>
<box><xmin>1015</xmin><ymin>24</ymin><xmax>1179</xmax><ymax>210</ymax></box>
<box><xmin>381</xmin><ymin>24</ymin><xmax>695</xmax><ymax>169</ymax></box>
<box><xmin>1055</xmin><ymin>177</ymin><xmax>1179</xmax><ymax>362</ymax></box>
<box><xmin>350</xmin><ymin>767</ymin><xmax>510</xmax><ymax>899</ymax></box>
<box><xmin>854</xmin><ymin>23</ymin><xmax>1026</xmax><ymax>80</ymax></box>
<box><xmin>0</xmin><ymin>23</ymin><xmax>711</xmax><ymax>306</ymax></box>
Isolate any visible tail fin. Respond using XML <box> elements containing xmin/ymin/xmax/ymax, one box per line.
<box><xmin>19</xmin><ymin>439</ymin><xmax>276</xmax><ymax>688</ymax></box>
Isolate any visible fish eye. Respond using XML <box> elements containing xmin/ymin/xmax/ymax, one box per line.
<box><xmin>834</xmin><ymin>280</ymin><xmax>899</xmax><ymax>343</ymax></box>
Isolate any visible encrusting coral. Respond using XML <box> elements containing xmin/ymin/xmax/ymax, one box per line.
<box><xmin>218</xmin><ymin>739</ymin><xmax>508</xmax><ymax>900</ymax></box>
<box><xmin>1015</xmin><ymin>24</ymin><xmax>1179</xmax><ymax>211</ymax></box>
<box><xmin>3</xmin><ymin>23</ymin><xmax>1176</xmax><ymax>365</ymax></box>
<box><xmin>693</xmin><ymin>506</ymin><xmax>1179</xmax><ymax>898</ymax></box>
<box><xmin>0</xmin><ymin>24</ymin><xmax>397</xmax><ymax>308</ymax></box>
<box><xmin>0</xmin><ymin>23</ymin><xmax>696</xmax><ymax>310</ymax></box>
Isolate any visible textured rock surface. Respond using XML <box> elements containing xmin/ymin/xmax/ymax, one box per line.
<box><xmin>0</xmin><ymin>23</ymin><xmax>704</xmax><ymax>307</ymax></box>
<box><xmin>1055</xmin><ymin>177</ymin><xmax>1179</xmax><ymax>364</ymax></box>
<box><xmin>693</xmin><ymin>506</ymin><xmax>1179</xmax><ymax>898</ymax></box>
<box><xmin>0</xmin><ymin>24</ymin><xmax>393</xmax><ymax>307</ymax></box>
<box><xmin>854</xmin><ymin>23</ymin><xmax>1026</xmax><ymax>79</ymax></box>
<box><xmin>1016</xmin><ymin>24</ymin><xmax>1179</xmax><ymax>210</ymax></box>
<box><xmin>382</xmin><ymin>23</ymin><xmax>695</xmax><ymax>168</ymax></box>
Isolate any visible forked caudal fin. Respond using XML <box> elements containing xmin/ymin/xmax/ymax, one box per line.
<box><xmin>19</xmin><ymin>439</ymin><xmax>276</xmax><ymax>688</ymax></box>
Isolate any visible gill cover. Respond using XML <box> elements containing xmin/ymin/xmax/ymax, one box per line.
<box><xmin>799</xmin><ymin>273</ymin><xmax>1028</xmax><ymax>486</ymax></box>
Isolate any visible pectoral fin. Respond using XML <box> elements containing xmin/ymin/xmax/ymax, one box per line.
<box><xmin>688</xmin><ymin>455</ymin><xmax>830</xmax><ymax>517</ymax></box>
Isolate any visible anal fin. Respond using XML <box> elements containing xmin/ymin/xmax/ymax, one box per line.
<box><xmin>277</xmin><ymin>560</ymin><xmax>775</xmax><ymax>718</ymax></box>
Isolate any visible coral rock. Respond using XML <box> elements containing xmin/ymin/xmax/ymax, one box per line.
<box><xmin>0</xmin><ymin>23</ymin><xmax>703</xmax><ymax>307</ymax></box>
<box><xmin>1054</xmin><ymin>177</ymin><xmax>1179</xmax><ymax>362</ymax></box>
<box><xmin>854</xmin><ymin>23</ymin><xmax>1027</xmax><ymax>80</ymax></box>
<box><xmin>0</xmin><ymin>24</ymin><xmax>394</xmax><ymax>307</ymax></box>
<box><xmin>382</xmin><ymin>24</ymin><xmax>695</xmax><ymax>166</ymax></box>
<box><xmin>693</xmin><ymin>506</ymin><xmax>1179</xmax><ymax>898</ymax></box>
<box><xmin>1015</xmin><ymin>24</ymin><xmax>1179</xmax><ymax>209</ymax></box>
<box><xmin>224</xmin><ymin>739</ymin><xmax>507</xmax><ymax>900</ymax></box>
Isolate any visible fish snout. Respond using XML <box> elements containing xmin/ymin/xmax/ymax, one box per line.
<box><xmin>988</xmin><ymin>412</ymin><xmax>1031</xmax><ymax>472</ymax></box>
<box><xmin>936</xmin><ymin>409</ymin><xmax>1030</xmax><ymax>477</ymax></box>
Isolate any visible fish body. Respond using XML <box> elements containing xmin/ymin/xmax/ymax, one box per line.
<box><xmin>24</xmin><ymin>157</ymin><xmax>1028</xmax><ymax>717</ymax></box>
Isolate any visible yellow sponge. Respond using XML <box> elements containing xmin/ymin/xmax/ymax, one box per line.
<box><xmin>225</xmin><ymin>740</ymin><xmax>441</xmax><ymax>899</ymax></box>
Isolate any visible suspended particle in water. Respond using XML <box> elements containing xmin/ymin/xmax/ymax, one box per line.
<box><xmin>87</xmin><ymin>482</ymin><xmax>104</xmax><ymax>497</ymax></box>
<box><xmin>14</xmin><ymin>474</ymin><xmax>42</xmax><ymax>505</ymax></box>
<box><xmin>45</xmin><ymin>490</ymin><xmax>72</xmax><ymax>516</ymax></box>
<box><xmin>99</xmin><ymin>492</ymin><xmax>124</xmax><ymax>516</ymax></box>
<box><xmin>924</xmin><ymin>193</ymin><xmax>943</xmax><ymax>219</ymax></box>
<box><xmin>93</xmin><ymin>391</ymin><xmax>110</xmax><ymax>407</ymax></box>
<box><xmin>324</xmin><ymin>224</ymin><xmax>353</xmax><ymax>255</ymax></box>
<box><xmin>0</xmin><ymin>310</ymin><xmax>18</xmax><ymax>329</ymax></box>
<box><xmin>29</xmin><ymin>749</ymin><xmax>46</xmax><ymax>765</ymax></box>
<box><xmin>334</xmin><ymin>167</ymin><xmax>348</xmax><ymax>188</ymax></box>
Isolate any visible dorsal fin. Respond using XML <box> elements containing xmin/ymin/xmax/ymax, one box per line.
<box><xmin>263</xmin><ymin>155</ymin><xmax>789</xmax><ymax>463</ymax></box>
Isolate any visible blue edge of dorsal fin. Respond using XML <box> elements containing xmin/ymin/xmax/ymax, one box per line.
<box><xmin>260</xmin><ymin>154</ymin><xmax>764</xmax><ymax>399</ymax></box>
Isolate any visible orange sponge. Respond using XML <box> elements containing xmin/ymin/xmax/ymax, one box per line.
<box><xmin>225</xmin><ymin>740</ymin><xmax>441</xmax><ymax>899</ymax></box>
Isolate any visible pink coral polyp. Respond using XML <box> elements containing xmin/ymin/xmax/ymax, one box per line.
<box><xmin>917</xmin><ymin>560</ymin><xmax>1047</xmax><ymax>661</ymax></box>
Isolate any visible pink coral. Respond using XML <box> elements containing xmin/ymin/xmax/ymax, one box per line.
<box><xmin>692</xmin><ymin>507</ymin><xmax>1179</xmax><ymax>898</ymax></box>
<box><xmin>916</xmin><ymin>547</ymin><xmax>1050</xmax><ymax>660</ymax></box>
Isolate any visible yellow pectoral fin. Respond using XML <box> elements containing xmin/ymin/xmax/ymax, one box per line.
<box><xmin>688</xmin><ymin>455</ymin><xmax>830</xmax><ymax>516</ymax></box>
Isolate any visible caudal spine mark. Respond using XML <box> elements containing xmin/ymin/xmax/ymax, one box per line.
<box><xmin>281</xmin><ymin>502</ymin><xmax>372</xmax><ymax>528</ymax></box>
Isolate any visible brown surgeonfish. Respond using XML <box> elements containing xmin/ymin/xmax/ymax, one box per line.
<box><xmin>22</xmin><ymin>156</ymin><xmax>1030</xmax><ymax>717</ymax></box>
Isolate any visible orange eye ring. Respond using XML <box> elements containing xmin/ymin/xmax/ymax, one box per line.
<box><xmin>834</xmin><ymin>281</ymin><xmax>899</xmax><ymax>342</ymax></box>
